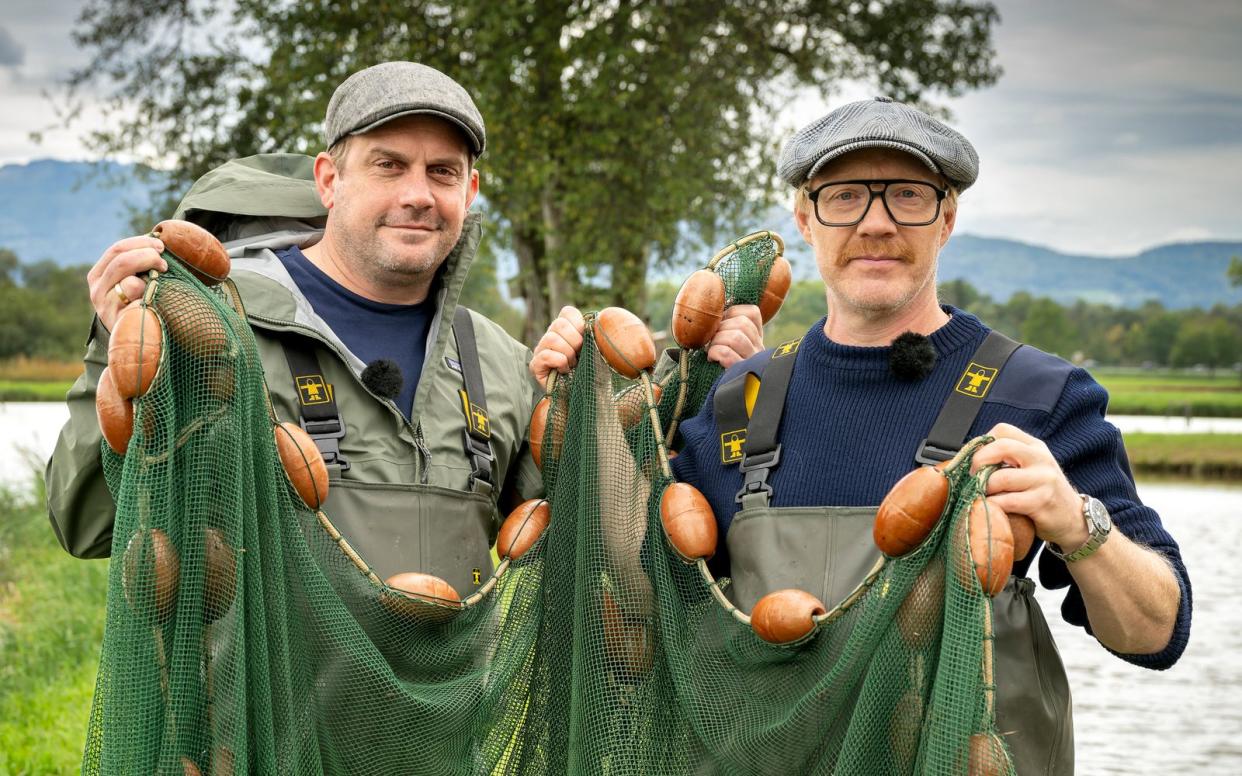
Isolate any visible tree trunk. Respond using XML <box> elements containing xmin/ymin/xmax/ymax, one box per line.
<box><xmin>512</xmin><ymin>222</ymin><xmax>550</xmax><ymax>347</ymax></box>
<box><xmin>610</xmin><ymin>247</ymin><xmax>650</xmax><ymax>324</ymax></box>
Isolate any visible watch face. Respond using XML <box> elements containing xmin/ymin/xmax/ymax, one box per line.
<box><xmin>1086</xmin><ymin>497</ymin><xmax>1112</xmax><ymax>533</ymax></box>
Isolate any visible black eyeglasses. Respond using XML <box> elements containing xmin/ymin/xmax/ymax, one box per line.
<box><xmin>806</xmin><ymin>179</ymin><xmax>948</xmax><ymax>227</ymax></box>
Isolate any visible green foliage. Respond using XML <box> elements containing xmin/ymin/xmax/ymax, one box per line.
<box><xmin>0</xmin><ymin>485</ymin><xmax>109</xmax><ymax>775</ymax></box>
<box><xmin>0</xmin><ymin>251</ymin><xmax>95</xmax><ymax>363</ymax></box>
<box><xmin>63</xmin><ymin>0</ymin><xmax>1001</xmax><ymax>342</ymax></box>
<box><xmin>1229</xmin><ymin>255</ymin><xmax>1242</xmax><ymax>288</ymax></box>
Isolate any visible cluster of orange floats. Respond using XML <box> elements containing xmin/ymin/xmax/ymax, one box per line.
<box><xmin>105</xmin><ymin>224</ymin><xmax>1028</xmax><ymax>652</ymax></box>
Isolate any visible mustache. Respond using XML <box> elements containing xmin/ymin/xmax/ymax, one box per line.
<box><xmin>843</xmin><ymin>239</ymin><xmax>914</xmax><ymax>262</ymax></box>
<box><xmin>378</xmin><ymin>213</ymin><xmax>444</xmax><ymax>230</ymax></box>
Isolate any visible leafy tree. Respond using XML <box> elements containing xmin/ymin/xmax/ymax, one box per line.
<box><xmin>63</xmin><ymin>0</ymin><xmax>1001</xmax><ymax>343</ymax></box>
<box><xmin>1229</xmin><ymin>255</ymin><xmax>1242</xmax><ymax>288</ymax></box>
<box><xmin>1020</xmin><ymin>297</ymin><xmax>1073</xmax><ymax>357</ymax></box>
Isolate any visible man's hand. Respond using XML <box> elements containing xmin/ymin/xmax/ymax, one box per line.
<box><xmin>529</xmin><ymin>302</ymin><xmax>766</xmax><ymax>391</ymax></box>
<box><xmin>970</xmin><ymin>423</ymin><xmax>1087</xmax><ymax>551</ymax></box>
<box><xmin>705</xmin><ymin>304</ymin><xmax>764</xmax><ymax>369</ymax></box>
<box><xmin>531</xmin><ymin>306</ymin><xmax>587</xmax><ymax>391</ymax></box>
<box><xmin>87</xmin><ymin>236</ymin><xmax>169</xmax><ymax>331</ymax></box>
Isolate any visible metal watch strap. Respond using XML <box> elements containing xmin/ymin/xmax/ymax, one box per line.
<box><xmin>1050</xmin><ymin>494</ymin><xmax>1111</xmax><ymax>563</ymax></box>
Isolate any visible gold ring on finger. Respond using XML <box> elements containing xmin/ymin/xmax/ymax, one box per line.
<box><xmin>112</xmin><ymin>282</ymin><xmax>130</xmax><ymax>306</ymax></box>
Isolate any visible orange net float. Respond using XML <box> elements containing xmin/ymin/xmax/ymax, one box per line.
<box><xmin>895</xmin><ymin>558</ymin><xmax>945</xmax><ymax>650</ymax></box>
<box><xmin>955</xmin><ymin>497</ymin><xmax>1015</xmax><ymax>597</ymax></box>
<box><xmin>497</xmin><ymin>499</ymin><xmax>551</xmax><ymax>561</ymax></box>
<box><xmin>203</xmin><ymin>527</ymin><xmax>238</xmax><ymax>623</ymax></box>
<box><xmin>965</xmin><ymin>731</ymin><xmax>1012</xmax><ymax>776</ymax></box>
<box><xmin>155</xmin><ymin>281</ymin><xmax>230</xmax><ymax>358</ymax></box>
<box><xmin>274</xmin><ymin>421</ymin><xmax>329</xmax><ymax>509</ymax></box>
<box><xmin>96</xmin><ymin>367</ymin><xmax>135</xmax><ymax>454</ymax></box>
<box><xmin>873</xmin><ymin>462</ymin><xmax>950</xmax><ymax>557</ymax></box>
<box><xmin>600</xmin><ymin>588</ymin><xmax>654</xmax><ymax>677</ymax></box>
<box><xmin>758</xmin><ymin>255</ymin><xmax>792</xmax><ymax>324</ymax></box>
<box><xmin>670</xmin><ymin>269</ymin><xmax>726</xmax><ymax>349</ymax></box>
<box><xmin>382</xmin><ymin>572</ymin><xmax>462</xmax><ymax>624</ymax></box>
<box><xmin>1009</xmin><ymin>513</ymin><xmax>1036</xmax><ymax>562</ymax></box>
<box><xmin>593</xmin><ymin>307</ymin><xmax>656</xmax><ymax>379</ymax></box>
<box><xmin>108</xmin><ymin>305</ymin><xmax>164</xmax><ymax>399</ymax></box>
<box><xmin>616</xmin><ymin>382</ymin><xmax>662</xmax><ymax>430</ymax></box>
<box><xmin>750</xmin><ymin>588</ymin><xmax>827</xmax><ymax>644</ymax></box>
<box><xmin>529</xmin><ymin>394</ymin><xmax>567</xmax><ymax>469</ymax></box>
<box><xmin>152</xmin><ymin>219</ymin><xmax>231</xmax><ymax>286</ymax></box>
<box><xmin>122</xmin><ymin>527</ymin><xmax>180</xmax><ymax>626</ymax></box>
<box><xmin>659</xmin><ymin>482</ymin><xmax>717</xmax><ymax>563</ymax></box>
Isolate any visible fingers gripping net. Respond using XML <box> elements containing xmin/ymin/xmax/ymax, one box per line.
<box><xmin>656</xmin><ymin>231</ymin><xmax>786</xmax><ymax>449</ymax></box>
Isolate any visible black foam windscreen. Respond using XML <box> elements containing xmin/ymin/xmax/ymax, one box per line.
<box><xmin>889</xmin><ymin>331</ymin><xmax>937</xmax><ymax>381</ymax></box>
<box><xmin>361</xmin><ymin>358</ymin><xmax>404</xmax><ymax>399</ymax></box>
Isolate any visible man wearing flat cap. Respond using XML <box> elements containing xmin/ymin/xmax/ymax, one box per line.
<box><xmin>533</xmin><ymin>96</ymin><xmax>1191</xmax><ymax>773</ymax></box>
<box><xmin>49</xmin><ymin>62</ymin><xmax>544</xmax><ymax>603</ymax></box>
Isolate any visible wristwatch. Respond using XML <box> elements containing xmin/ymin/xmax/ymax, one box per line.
<box><xmin>1048</xmin><ymin>494</ymin><xmax>1112</xmax><ymax>563</ymax></box>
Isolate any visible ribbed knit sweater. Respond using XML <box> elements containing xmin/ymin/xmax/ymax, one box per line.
<box><xmin>671</xmin><ymin>308</ymin><xmax>1191</xmax><ymax>670</ymax></box>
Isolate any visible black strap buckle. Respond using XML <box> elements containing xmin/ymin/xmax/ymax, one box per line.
<box><xmin>735</xmin><ymin>445</ymin><xmax>781</xmax><ymax>503</ymax></box>
<box><xmin>462</xmin><ymin>428</ymin><xmax>494</xmax><ymax>489</ymax></box>
<box><xmin>302</xmin><ymin>418</ymin><xmax>350</xmax><ymax>472</ymax></box>
<box><xmin>914</xmin><ymin>438</ymin><xmax>956</xmax><ymax>466</ymax></box>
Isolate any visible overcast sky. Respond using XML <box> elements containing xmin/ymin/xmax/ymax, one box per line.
<box><xmin>1</xmin><ymin>0</ymin><xmax>1238</xmax><ymax>255</ymax></box>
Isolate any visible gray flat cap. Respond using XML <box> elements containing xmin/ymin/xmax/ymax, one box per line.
<box><xmin>778</xmin><ymin>96</ymin><xmax>978</xmax><ymax>191</ymax></box>
<box><xmin>324</xmin><ymin>62</ymin><xmax>486</xmax><ymax>157</ymax></box>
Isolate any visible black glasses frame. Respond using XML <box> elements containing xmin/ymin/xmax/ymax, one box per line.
<box><xmin>806</xmin><ymin>179</ymin><xmax>948</xmax><ymax>227</ymax></box>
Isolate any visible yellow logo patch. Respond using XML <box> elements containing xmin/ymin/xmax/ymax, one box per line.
<box><xmin>472</xmin><ymin>568</ymin><xmax>482</xmax><ymax>586</ymax></box>
<box><xmin>955</xmin><ymin>363</ymin><xmax>998</xmax><ymax>398</ymax></box>
<box><xmin>296</xmin><ymin>375</ymin><xmax>332</xmax><ymax>405</ymax></box>
<box><xmin>720</xmin><ymin>429</ymin><xmax>747</xmax><ymax>464</ymax></box>
<box><xmin>773</xmin><ymin>339</ymin><xmax>800</xmax><ymax>358</ymax></box>
<box><xmin>459</xmin><ymin>389</ymin><xmax>491</xmax><ymax>438</ymax></box>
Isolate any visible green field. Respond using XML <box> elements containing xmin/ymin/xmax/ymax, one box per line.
<box><xmin>0</xmin><ymin>380</ymin><xmax>75</xmax><ymax>402</ymax></box>
<box><xmin>1121</xmin><ymin>433</ymin><xmax>1242</xmax><ymax>479</ymax></box>
<box><xmin>1093</xmin><ymin>370</ymin><xmax>1242</xmax><ymax>417</ymax></box>
<box><xmin>0</xmin><ymin>487</ymin><xmax>107</xmax><ymax>775</ymax></box>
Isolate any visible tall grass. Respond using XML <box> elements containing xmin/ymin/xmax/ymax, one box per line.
<box><xmin>0</xmin><ymin>357</ymin><xmax>84</xmax><ymax>382</ymax></box>
<box><xmin>0</xmin><ymin>478</ymin><xmax>108</xmax><ymax>775</ymax></box>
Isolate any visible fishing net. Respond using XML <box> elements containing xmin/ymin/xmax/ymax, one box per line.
<box><xmin>85</xmin><ymin>226</ymin><xmax>1012</xmax><ymax>775</ymax></box>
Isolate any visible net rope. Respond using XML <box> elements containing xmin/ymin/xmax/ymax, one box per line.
<box><xmin>86</xmin><ymin>232</ymin><xmax>1013</xmax><ymax>775</ymax></box>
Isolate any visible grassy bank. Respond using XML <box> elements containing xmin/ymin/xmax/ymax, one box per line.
<box><xmin>0</xmin><ymin>358</ymin><xmax>80</xmax><ymax>402</ymax></box>
<box><xmin>0</xmin><ymin>485</ymin><xmax>107</xmax><ymax>775</ymax></box>
<box><xmin>1122</xmin><ymin>432</ymin><xmax>1242</xmax><ymax>479</ymax></box>
<box><xmin>1095</xmin><ymin>370</ymin><xmax>1242</xmax><ymax>417</ymax></box>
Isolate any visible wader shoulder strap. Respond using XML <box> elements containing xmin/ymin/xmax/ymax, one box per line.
<box><xmin>915</xmin><ymin>329</ymin><xmax>1022</xmax><ymax>465</ymax></box>
<box><xmin>451</xmin><ymin>306</ymin><xmax>495</xmax><ymax>495</ymax></box>
<box><xmin>278</xmin><ymin>335</ymin><xmax>350</xmax><ymax>471</ymax></box>
<box><xmin>734</xmin><ymin>339</ymin><xmax>801</xmax><ymax>508</ymax></box>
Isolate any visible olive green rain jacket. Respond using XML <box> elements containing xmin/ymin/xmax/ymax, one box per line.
<box><xmin>45</xmin><ymin>154</ymin><xmax>543</xmax><ymax>594</ymax></box>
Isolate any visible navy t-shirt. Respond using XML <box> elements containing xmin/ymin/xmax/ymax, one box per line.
<box><xmin>274</xmin><ymin>246</ymin><xmax>434</xmax><ymax>419</ymax></box>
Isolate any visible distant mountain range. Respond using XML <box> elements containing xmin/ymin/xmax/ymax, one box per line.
<box><xmin>2</xmin><ymin>159</ymin><xmax>1239</xmax><ymax>309</ymax></box>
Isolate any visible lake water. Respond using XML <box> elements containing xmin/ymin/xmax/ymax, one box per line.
<box><xmin>6</xmin><ymin>403</ymin><xmax>1241</xmax><ymax>772</ymax></box>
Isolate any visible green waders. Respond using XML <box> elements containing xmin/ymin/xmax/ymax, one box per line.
<box><xmin>717</xmin><ymin>332</ymin><xmax>1075</xmax><ymax>775</ymax></box>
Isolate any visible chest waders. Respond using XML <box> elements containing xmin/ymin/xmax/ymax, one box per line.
<box><xmin>276</xmin><ymin>305</ymin><xmax>499</xmax><ymax>594</ymax></box>
<box><xmin>714</xmin><ymin>332</ymin><xmax>1074</xmax><ymax>775</ymax></box>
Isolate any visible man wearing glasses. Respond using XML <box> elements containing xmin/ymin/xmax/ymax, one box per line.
<box><xmin>531</xmin><ymin>97</ymin><xmax>1191</xmax><ymax>772</ymax></box>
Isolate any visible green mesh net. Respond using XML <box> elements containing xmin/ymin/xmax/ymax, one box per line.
<box><xmin>87</xmin><ymin>232</ymin><xmax>1012</xmax><ymax>775</ymax></box>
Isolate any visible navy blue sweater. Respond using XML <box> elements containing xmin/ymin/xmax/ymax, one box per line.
<box><xmin>275</xmin><ymin>246</ymin><xmax>434</xmax><ymax>420</ymax></box>
<box><xmin>671</xmin><ymin>308</ymin><xmax>1191</xmax><ymax>670</ymax></box>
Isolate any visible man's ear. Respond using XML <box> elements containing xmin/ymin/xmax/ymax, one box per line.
<box><xmin>938</xmin><ymin>199</ymin><xmax>957</xmax><ymax>249</ymax></box>
<box><xmin>465</xmin><ymin>168</ymin><xmax>480</xmax><ymax>209</ymax></box>
<box><xmin>794</xmin><ymin>203</ymin><xmax>815</xmax><ymax>246</ymax></box>
<box><xmin>312</xmin><ymin>152</ymin><xmax>339</xmax><ymax>210</ymax></box>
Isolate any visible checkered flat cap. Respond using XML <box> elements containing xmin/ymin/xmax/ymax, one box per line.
<box><xmin>325</xmin><ymin>62</ymin><xmax>485</xmax><ymax>157</ymax></box>
<box><xmin>778</xmin><ymin>96</ymin><xmax>978</xmax><ymax>191</ymax></box>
